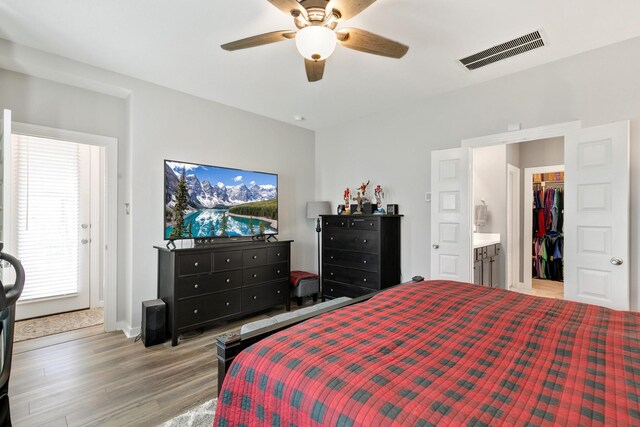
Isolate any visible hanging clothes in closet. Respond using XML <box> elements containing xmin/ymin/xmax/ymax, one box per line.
<box><xmin>532</xmin><ymin>185</ymin><xmax>564</xmax><ymax>281</ymax></box>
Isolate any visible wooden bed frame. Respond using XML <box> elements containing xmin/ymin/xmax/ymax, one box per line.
<box><xmin>215</xmin><ymin>282</ymin><xmax>415</xmax><ymax>395</ymax></box>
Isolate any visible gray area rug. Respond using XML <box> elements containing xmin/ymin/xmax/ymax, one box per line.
<box><xmin>159</xmin><ymin>398</ymin><xmax>217</xmax><ymax>427</ymax></box>
<box><xmin>14</xmin><ymin>307</ymin><xmax>104</xmax><ymax>342</ymax></box>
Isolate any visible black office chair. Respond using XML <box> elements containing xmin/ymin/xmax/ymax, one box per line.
<box><xmin>0</xmin><ymin>243</ymin><xmax>26</xmax><ymax>426</ymax></box>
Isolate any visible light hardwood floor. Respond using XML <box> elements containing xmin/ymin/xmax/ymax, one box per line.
<box><xmin>9</xmin><ymin>301</ymin><xmax>312</xmax><ymax>426</ymax></box>
<box><xmin>531</xmin><ymin>278</ymin><xmax>564</xmax><ymax>299</ymax></box>
<box><xmin>511</xmin><ymin>279</ymin><xmax>564</xmax><ymax>300</ymax></box>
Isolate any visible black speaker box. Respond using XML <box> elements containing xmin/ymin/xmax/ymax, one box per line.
<box><xmin>142</xmin><ymin>299</ymin><xmax>166</xmax><ymax>347</ymax></box>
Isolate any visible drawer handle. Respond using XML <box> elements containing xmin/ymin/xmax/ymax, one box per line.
<box><xmin>253</xmin><ymin>274</ymin><xmax>258</xmax><ymax>278</ymax></box>
<box><xmin>370</xmin><ymin>222</ymin><xmax>374</xmax><ymax>226</ymax></box>
<box><xmin>194</xmin><ymin>284</ymin><xmax>199</xmax><ymax>289</ymax></box>
<box><xmin>330</xmin><ymin>288</ymin><xmax>334</xmax><ymax>292</ymax></box>
<box><xmin>194</xmin><ymin>262</ymin><xmax>199</xmax><ymax>267</ymax></box>
<box><xmin>277</xmin><ymin>270</ymin><xmax>281</xmax><ymax>274</ymax></box>
<box><xmin>330</xmin><ymin>237</ymin><xmax>334</xmax><ymax>241</ymax></box>
<box><xmin>363</xmin><ymin>278</ymin><xmax>367</xmax><ymax>282</ymax></box>
<box><xmin>253</xmin><ymin>255</ymin><xmax>258</xmax><ymax>259</ymax></box>
<box><xmin>330</xmin><ymin>256</ymin><xmax>334</xmax><ymax>260</ymax></box>
<box><xmin>226</xmin><ymin>278</ymin><xmax>231</xmax><ymax>283</ymax></box>
<box><xmin>253</xmin><ymin>295</ymin><xmax>257</xmax><ymax>300</ymax></box>
<box><xmin>341</xmin><ymin>222</ymin><xmax>345</xmax><ymax>226</ymax></box>
<box><xmin>226</xmin><ymin>258</ymin><xmax>231</xmax><ymax>263</ymax></box>
<box><xmin>193</xmin><ymin>309</ymin><xmax>198</xmax><ymax>314</ymax></box>
<box><xmin>363</xmin><ymin>260</ymin><xmax>368</xmax><ymax>264</ymax></box>
<box><xmin>330</xmin><ymin>272</ymin><xmax>334</xmax><ymax>276</ymax></box>
<box><xmin>363</xmin><ymin>239</ymin><xmax>368</xmax><ymax>243</ymax></box>
<box><xmin>277</xmin><ymin>290</ymin><xmax>281</xmax><ymax>294</ymax></box>
<box><xmin>225</xmin><ymin>302</ymin><xmax>230</xmax><ymax>307</ymax></box>
<box><xmin>276</xmin><ymin>253</ymin><xmax>281</xmax><ymax>256</ymax></box>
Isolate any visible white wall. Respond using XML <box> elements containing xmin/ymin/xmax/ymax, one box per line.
<box><xmin>316</xmin><ymin>36</ymin><xmax>640</xmax><ymax>310</ymax></box>
<box><xmin>473</xmin><ymin>145</ymin><xmax>507</xmax><ymax>287</ymax></box>
<box><xmin>0</xmin><ymin>41</ymin><xmax>316</xmax><ymax>334</ymax></box>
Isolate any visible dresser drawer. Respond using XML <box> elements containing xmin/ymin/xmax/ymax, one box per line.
<box><xmin>176</xmin><ymin>270</ymin><xmax>242</xmax><ymax>299</ymax></box>
<box><xmin>267</xmin><ymin>246</ymin><xmax>289</xmax><ymax>264</ymax></box>
<box><xmin>178</xmin><ymin>252</ymin><xmax>212</xmax><ymax>276</ymax></box>
<box><xmin>324</xmin><ymin>266</ymin><xmax>379</xmax><ymax>290</ymax></box>
<box><xmin>242</xmin><ymin>280</ymin><xmax>288</xmax><ymax>312</ymax></box>
<box><xmin>243</xmin><ymin>262</ymin><xmax>289</xmax><ymax>286</ymax></box>
<box><xmin>324</xmin><ymin>280</ymin><xmax>374</xmax><ymax>299</ymax></box>
<box><xmin>324</xmin><ymin>249</ymin><xmax>378</xmax><ymax>272</ymax></box>
<box><xmin>348</xmin><ymin>218</ymin><xmax>380</xmax><ymax>231</ymax></box>
<box><xmin>213</xmin><ymin>250</ymin><xmax>243</xmax><ymax>271</ymax></box>
<box><xmin>176</xmin><ymin>290</ymin><xmax>241</xmax><ymax>328</ymax></box>
<box><xmin>176</xmin><ymin>270</ymin><xmax>243</xmax><ymax>299</ymax></box>
<box><xmin>243</xmin><ymin>248</ymin><xmax>267</xmax><ymax>267</ymax></box>
<box><xmin>323</xmin><ymin>217</ymin><xmax>349</xmax><ymax>229</ymax></box>
<box><xmin>324</xmin><ymin>230</ymin><xmax>378</xmax><ymax>251</ymax></box>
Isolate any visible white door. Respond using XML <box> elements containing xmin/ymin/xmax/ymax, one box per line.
<box><xmin>1</xmin><ymin>110</ymin><xmax>11</xmax><ymax>248</ymax></box>
<box><xmin>564</xmin><ymin>121</ymin><xmax>629</xmax><ymax>310</ymax></box>
<box><xmin>430</xmin><ymin>148</ymin><xmax>471</xmax><ymax>281</ymax></box>
<box><xmin>8</xmin><ymin>134</ymin><xmax>92</xmax><ymax>320</ymax></box>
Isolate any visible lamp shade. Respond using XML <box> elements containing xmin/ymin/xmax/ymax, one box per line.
<box><xmin>295</xmin><ymin>26</ymin><xmax>337</xmax><ymax>61</ymax></box>
<box><xmin>306</xmin><ymin>201</ymin><xmax>331</xmax><ymax>219</ymax></box>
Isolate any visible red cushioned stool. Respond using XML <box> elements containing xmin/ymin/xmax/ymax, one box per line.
<box><xmin>290</xmin><ymin>271</ymin><xmax>319</xmax><ymax>306</ymax></box>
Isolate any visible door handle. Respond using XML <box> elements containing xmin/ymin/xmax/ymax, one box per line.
<box><xmin>432</xmin><ymin>244</ymin><xmax>439</xmax><ymax>249</ymax></box>
<box><xmin>81</xmin><ymin>239</ymin><xmax>89</xmax><ymax>244</ymax></box>
<box><xmin>610</xmin><ymin>257</ymin><xmax>623</xmax><ymax>266</ymax></box>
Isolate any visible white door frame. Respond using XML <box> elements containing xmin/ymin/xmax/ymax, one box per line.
<box><xmin>461</xmin><ymin>120</ymin><xmax>581</xmax><ymax>289</ymax></box>
<box><xmin>523</xmin><ymin>165</ymin><xmax>564</xmax><ymax>291</ymax></box>
<box><xmin>507</xmin><ymin>164</ymin><xmax>521</xmax><ymax>290</ymax></box>
<box><xmin>3</xmin><ymin>120</ymin><xmax>118</xmax><ymax>331</ymax></box>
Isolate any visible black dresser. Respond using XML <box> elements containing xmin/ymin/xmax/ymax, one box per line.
<box><xmin>155</xmin><ymin>240</ymin><xmax>292</xmax><ymax>346</ymax></box>
<box><xmin>321</xmin><ymin>215</ymin><xmax>401</xmax><ymax>299</ymax></box>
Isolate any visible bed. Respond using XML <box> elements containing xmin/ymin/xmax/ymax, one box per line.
<box><xmin>214</xmin><ymin>280</ymin><xmax>640</xmax><ymax>426</ymax></box>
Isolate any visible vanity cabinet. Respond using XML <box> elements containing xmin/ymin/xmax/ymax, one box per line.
<box><xmin>473</xmin><ymin>243</ymin><xmax>500</xmax><ymax>287</ymax></box>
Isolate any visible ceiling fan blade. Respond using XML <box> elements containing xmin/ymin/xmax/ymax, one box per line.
<box><xmin>304</xmin><ymin>59</ymin><xmax>325</xmax><ymax>82</ymax></box>
<box><xmin>336</xmin><ymin>28</ymin><xmax>409</xmax><ymax>58</ymax></box>
<box><xmin>267</xmin><ymin>0</ymin><xmax>308</xmax><ymax>19</ymax></box>
<box><xmin>326</xmin><ymin>0</ymin><xmax>376</xmax><ymax>21</ymax></box>
<box><xmin>221</xmin><ymin>31</ymin><xmax>296</xmax><ymax>51</ymax></box>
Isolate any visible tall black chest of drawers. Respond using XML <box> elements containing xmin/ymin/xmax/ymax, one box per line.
<box><xmin>155</xmin><ymin>240</ymin><xmax>292</xmax><ymax>346</ymax></box>
<box><xmin>321</xmin><ymin>215</ymin><xmax>401</xmax><ymax>299</ymax></box>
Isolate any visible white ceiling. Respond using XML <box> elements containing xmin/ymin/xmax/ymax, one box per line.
<box><xmin>1</xmin><ymin>0</ymin><xmax>640</xmax><ymax>131</ymax></box>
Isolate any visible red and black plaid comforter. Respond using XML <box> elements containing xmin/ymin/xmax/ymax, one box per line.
<box><xmin>214</xmin><ymin>280</ymin><xmax>640</xmax><ymax>426</ymax></box>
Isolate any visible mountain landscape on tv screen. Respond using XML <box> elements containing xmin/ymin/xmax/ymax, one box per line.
<box><xmin>164</xmin><ymin>161</ymin><xmax>278</xmax><ymax>239</ymax></box>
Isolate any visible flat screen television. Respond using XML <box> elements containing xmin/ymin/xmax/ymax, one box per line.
<box><xmin>164</xmin><ymin>160</ymin><xmax>278</xmax><ymax>240</ymax></box>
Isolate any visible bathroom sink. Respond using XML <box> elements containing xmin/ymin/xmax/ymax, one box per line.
<box><xmin>473</xmin><ymin>233</ymin><xmax>500</xmax><ymax>248</ymax></box>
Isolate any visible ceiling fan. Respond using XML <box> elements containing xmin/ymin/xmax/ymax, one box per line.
<box><xmin>221</xmin><ymin>0</ymin><xmax>409</xmax><ymax>82</ymax></box>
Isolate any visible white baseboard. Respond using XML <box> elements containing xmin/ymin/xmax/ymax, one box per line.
<box><xmin>117</xmin><ymin>320</ymin><xmax>141</xmax><ymax>339</ymax></box>
<box><xmin>509</xmin><ymin>282</ymin><xmax>531</xmax><ymax>291</ymax></box>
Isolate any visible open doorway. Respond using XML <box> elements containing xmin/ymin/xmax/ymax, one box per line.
<box><xmin>432</xmin><ymin>120</ymin><xmax>630</xmax><ymax>310</ymax></box>
<box><xmin>1</xmin><ymin>114</ymin><xmax>118</xmax><ymax>342</ymax></box>
<box><xmin>472</xmin><ymin>137</ymin><xmax>566</xmax><ymax>300</ymax></box>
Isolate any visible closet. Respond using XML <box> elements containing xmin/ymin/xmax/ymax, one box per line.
<box><xmin>532</xmin><ymin>172</ymin><xmax>564</xmax><ymax>285</ymax></box>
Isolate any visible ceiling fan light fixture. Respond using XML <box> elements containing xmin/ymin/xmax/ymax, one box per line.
<box><xmin>295</xmin><ymin>26</ymin><xmax>337</xmax><ymax>61</ymax></box>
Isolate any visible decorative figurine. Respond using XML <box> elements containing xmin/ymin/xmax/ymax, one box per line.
<box><xmin>374</xmin><ymin>185</ymin><xmax>385</xmax><ymax>214</ymax></box>
<box><xmin>343</xmin><ymin>188</ymin><xmax>351</xmax><ymax>214</ymax></box>
<box><xmin>352</xmin><ymin>191</ymin><xmax>363</xmax><ymax>214</ymax></box>
<box><xmin>359</xmin><ymin>180</ymin><xmax>370</xmax><ymax>202</ymax></box>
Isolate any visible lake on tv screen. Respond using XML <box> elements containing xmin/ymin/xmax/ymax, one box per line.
<box><xmin>165</xmin><ymin>209</ymin><xmax>276</xmax><ymax>238</ymax></box>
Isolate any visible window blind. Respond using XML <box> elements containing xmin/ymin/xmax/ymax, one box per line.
<box><xmin>12</xmin><ymin>134</ymin><xmax>80</xmax><ymax>301</ymax></box>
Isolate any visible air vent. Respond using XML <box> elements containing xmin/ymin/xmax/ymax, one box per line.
<box><xmin>459</xmin><ymin>31</ymin><xmax>545</xmax><ymax>70</ymax></box>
